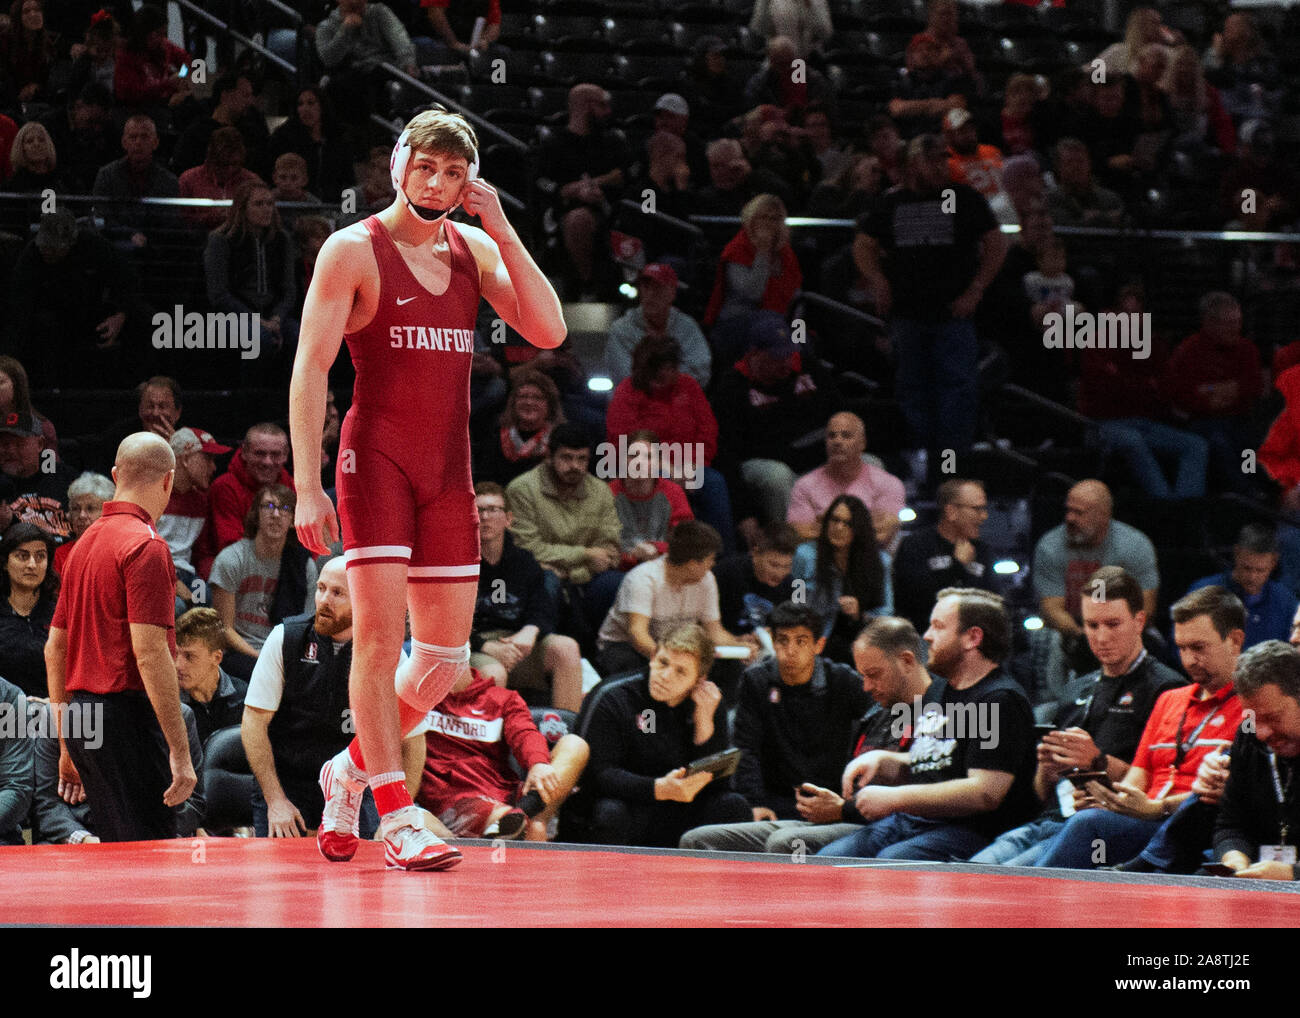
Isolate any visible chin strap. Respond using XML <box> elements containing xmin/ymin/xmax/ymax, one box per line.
<box><xmin>389</xmin><ymin>128</ymin><xmax>479</xmax><ymax>224</ymax></box>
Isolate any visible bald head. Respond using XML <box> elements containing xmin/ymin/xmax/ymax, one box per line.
<box><xmin>826</xmin><ymin>412</ymin><xmax>867</xmax><ymax>467</ymax></box>
<box><xmin>319</xmin><ymin>555</ymin><xmax>347</xmax><ymax>587</ymax></box>
<box><xmin>115</xmin><ymin>432</ymin><xmax>176</xmax><ymax>488</ymax></box>
<box><xmin>1065</xmin><ymin>479</ymin><xmax>1113</xmax><ymax>547</ymax></box>
<box><xmin>112</xmin><ymin>432</ymin><xmax>176</xmax><ymax>522</ymax></box>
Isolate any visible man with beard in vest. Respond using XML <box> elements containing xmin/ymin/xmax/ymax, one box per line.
<box><xmin>241</xmin><ymin>557</ymin><xmax>378</xmax><ymax>838</ymax></box>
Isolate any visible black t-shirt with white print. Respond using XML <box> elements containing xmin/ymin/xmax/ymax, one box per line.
<box><xmin>909</xmin><ymin>667</ymin><xmax>1039</xmax><ymax>838</ymax></box>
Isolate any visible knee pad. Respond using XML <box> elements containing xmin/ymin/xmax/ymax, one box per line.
<box><xmin>394</xmin><ymin>639</ymin><xmax>470</xmax><ymax>712</ymax></box>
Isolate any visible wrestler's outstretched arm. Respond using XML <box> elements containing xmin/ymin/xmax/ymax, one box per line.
<box><xmin>459</xmin><ymin>177</ymin><xmax>567</xmax><ymax>351</ymax></box>
<box><xmin>290</xmin><ymin>229</ymin><xmax>365</xmax><ymax>554</ymax></box>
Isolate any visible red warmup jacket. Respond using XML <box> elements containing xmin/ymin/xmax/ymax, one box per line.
<box><xmin>1161</xmin><ymin>331</ymin><xmax>1263</xmax><ymax>419</ymax></box>
<box><xmin>205</xmin><ymin>447</ymin><xmax>295</xmax><ymax>563</ymax></box>
<box><xmin>1260</xmin><ymin>364</ymin><xmax>1300</xmax><ymax>490</ymax></box>
<box><xmin>703</xmin><ymin>229</ymin><xmax>802</xmax><ymax>326</ymax></box>
<box><xmin>417</xmin><ymin>670</ymin><xmax>552</xmax><ymax>808</ymax></box>
<box><xmin>604</xmin><ymin>374</ymin><xmax>718</xmax><ymax>465</ymax></box>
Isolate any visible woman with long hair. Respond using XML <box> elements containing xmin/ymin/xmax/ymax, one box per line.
<box><xmin>704</xmin><ymin>193</ymin><xmax>802</xmax><ymax>366</ymax></box>
<box><xmin>6</xmin><ymin>121</ymin><xmax>61</xmax><ymax>190</ymax></box>
<box><xmin>204</xmin><ymin>179</ymin><xmax>298</xmax><ymax>371</ymax></box>
<box><xmin>606</xmin><ymin>335</ymin><xmax>736</xmax><ymax>552</ymax></box>
<box><xmin>0</xmin><ymin>521</ymin><xmax>58</xmax><ymax>696</ymax></box>
<box><xmin>474</xmin><ymin>368</ymin><xmax>564</xmax><ymax>486</ymax></box>
<box><xmin>1162</xmin><ymin>45</ymin><xmax>1235</xmax><ymax>158</ymax></box>
<box><xmin>791</xmin><ymin>494</ymin><xmax>892</xmax><ymax>662</ymax></box>
<box><xmin>1094</xmin><ymin>6</ymin><xmax>1174</xmax><ymax>77</ymax></box>
<box><xmin>1</xmin><ymin>0</ymin><xmax>60</xmax><ymax>104</ymax></box>
<box><xmin>209</xmin><ymin>483</ymin><xmax>318</xmax><ymax>681</ymax></box>
<box><xmin>267</xmin><ymin>84</ymin><xmax>355</xmax><ymax>201</ymax></box>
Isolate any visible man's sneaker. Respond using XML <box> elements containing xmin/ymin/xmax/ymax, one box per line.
<box><xmin>382</xmin><ymin>806</ymin><xmax>463</xmax><ymax>871</ymax></box>
<box><xmin>316</xmin><ymin>752</ymin><xmax>366</xmax><ymax>862</ymax></box>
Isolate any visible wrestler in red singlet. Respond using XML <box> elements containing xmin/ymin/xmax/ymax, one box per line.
<box><xmin>337</xmin><ymin>214</ymin><xmax>481</xmax><ymax>579</ymax></box>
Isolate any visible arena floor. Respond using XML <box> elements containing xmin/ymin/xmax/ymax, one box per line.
<box><xmin>4</xmin><ymin>839</ymin><xmax>1300</xmax><ymax>927</ymax></box>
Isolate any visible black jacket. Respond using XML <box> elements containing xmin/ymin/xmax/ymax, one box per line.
<box><xmin>472</xmin><ymin>533</ymin><xmax>556</xmax><ymax>646</ymax></box>
<box><xmin>731</xmin><ymin>656</ymin><xmax>873</xmax><ymax>816</ymax></box>
<box><xmin>180</xmin><ymin>668</ymin><xmax>249</xmax><ymax>748</ymax></box>
<box><xmin>267</xmin><ymin>613</ymin><xmax>353</xmax><ymax>780</ymax></box>
<box><xmin>1214</xmin><ymin>726</ymin><xmax>1300</xmax><ymax>877</ymax></box>
<box><xmin>0</xmin><ymin>595</ymin><xmax>55</xmax><ymax>697</ymax></box>
<box><xmin>576</xmin><ymin>674</ymin><xmax>729</xmax><ymax>805</ymax></box>
<box><xmin>892</xmin><ymin>527</ymin><xmax>996</xmax><ymax>634</ymax></box>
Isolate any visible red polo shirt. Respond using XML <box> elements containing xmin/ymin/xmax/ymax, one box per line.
<box><xmin>1131</xmin><ymin>681</ymin><xmax>1243</xmax><ymax>800</ymax></box>
<box><xmin>52</xmin><ymin>501</ymin><xmax>177</xmax><ymax>694</ymax></box>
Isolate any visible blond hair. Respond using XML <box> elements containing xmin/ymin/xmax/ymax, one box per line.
<box><xmin>658</xmin><ymin>623</ymin><xmax>715</xmax><ymax>679</ymax></box>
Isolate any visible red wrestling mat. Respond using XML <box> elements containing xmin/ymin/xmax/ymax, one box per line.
<box><xmin>3</xmin><ymin>839</ymin><xmax>1298</xmax><ymax>927</ymax></box>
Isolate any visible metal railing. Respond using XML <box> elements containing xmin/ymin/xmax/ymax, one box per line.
<box><xmin>169</xmin><ymin>0</ymin><xmax>301</xmax><ymax>82</ymax></box>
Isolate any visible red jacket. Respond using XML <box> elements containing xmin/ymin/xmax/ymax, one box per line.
<box><xmin>703</xmin><ymin>229</ymin><xmax>802</xmax><ymax>326</ymax></box>
<box><xmin>417</xmin><ymin>670</ymin><xmax>551</xmax><ymax>808</ymax></box>
<box><xmin>605</xmin><ymin>373</ymin><xmax>717</xmax><ymax>466</ymax></box>
<box><xmin>1260</xmin><ymin>364</ymin><xmax>1300</xmax><ymax>490</ymax></box>
<box><xmin>114</xmin><ymin>40</ymin><xmax>191</xmax><ymax>106</ymax></box>
<box><xmin>609</xmin><ymin>476</ymin><xmax>694</xmax><ymax>569</ymax></box>
<box><xmin>1161</xmin><ymin>331</ymin><xmax>1263</xmax><ymax>419</ymax></box>
<box><xmin>206</xmin><ymin>448</ymin><xmax>295</xmax><ymax>563</ymax></box>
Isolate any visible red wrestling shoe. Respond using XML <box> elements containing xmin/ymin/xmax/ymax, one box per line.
<box><xmin>382</xmin><ymin>806</ymin><xmax>463</xmax><ymax>871</ymax></box>
<box><xmin>317</xmin><ymin>752</ymin><xmax>366</xmax><ymax>862</ymax></box>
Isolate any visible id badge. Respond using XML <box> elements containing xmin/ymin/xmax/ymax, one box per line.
<box><xmin>1259</xmin><ymin>845</ymin><xmax>1297</xmax><ymax>864</ymax></box>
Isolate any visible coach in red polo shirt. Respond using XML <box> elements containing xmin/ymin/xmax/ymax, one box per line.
<box><xmin>45</xmin><ymin>433</ymin><xmax>196</xmax><ymax>842</ymax></box>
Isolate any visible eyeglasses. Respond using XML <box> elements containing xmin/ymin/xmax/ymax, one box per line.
<box><xmin>260</xmin><ymin>502</ymin><xmax>294</xmax><ymax>515</ymax></box>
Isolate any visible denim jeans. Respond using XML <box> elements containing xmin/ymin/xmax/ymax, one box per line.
<box><xmin>892</xmin><ymin>316</ymin><xmax>979</xmax><ymax>461</ymax></box>
<box><xmin>687</xmin><ymin>466</ymin><xmax>736</xmax><ymax>555</ymax></box>
<box><xmin>1096</xmin><ymin>418</ymin><xmax>1209</xmax><ymax>499</ymax></box>
<box><xmin>1033</xmin><ymin>807</ymin><xmax>1161</xmax><ymax>869</ymax></box>
<box><xmin>968</xmin><ymin>816</ymin><xmax>1065</xmax><ymax>865</ymax></box>
<box><xmin>816</xmin><ymin>813</ymin><xmax>990</xmax><ymax>861</ymax></box>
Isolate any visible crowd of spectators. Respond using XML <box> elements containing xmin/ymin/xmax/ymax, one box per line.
<box><xmin>3</xmin><ymin>0</ymin><xmax>1300</xmax><ymax>889</ymax></box>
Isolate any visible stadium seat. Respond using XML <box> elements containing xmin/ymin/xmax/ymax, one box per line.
<box><xmin>602</xmin><ymin>16</ymin><xmax>676</xmax><ymax>51</ymax></box>
<box><xmin>533</xmin><ymin>13</ymin><xmax>607</xmax><ymax>45</ymax></box>
<box><xmin>540</xmin><ymin>49</ymin><xmax>618</xmax><ymax>87</ymax></box>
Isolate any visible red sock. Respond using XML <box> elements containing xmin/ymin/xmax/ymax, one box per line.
<box><xmin>371</xmin><ymin>772</ymin><xmax>413</xmax><ymax>816</ymax></box>
<box><xmin>347</xmin><ymin>740</ymin><xmax>366</xmax><ymax>771</ymax></box>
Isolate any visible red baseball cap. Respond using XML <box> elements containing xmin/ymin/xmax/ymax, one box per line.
<box><xmin>170</xmin><ymin>427</ymin><xmax>232</xmax><ymax>457</ymax></box>
<box><xmin>638</xmin><ymin>263</ymin><xmax>679</xmax><ymax>290</ymax></box>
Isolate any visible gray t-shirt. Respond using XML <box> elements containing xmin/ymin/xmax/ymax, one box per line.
<box><xmin>1032</xmin><ymin>520</ymin><xmax>1159</xmax><ymax>621</ymax></box>
<box><xmin>597</xmin><ymin>557</ymin><xmax>720</xmax><ymax>649</ymax></box>
<box><xmin>210</xmin><ymin>538</ymin><xmax>318</xmax><ymax>649</ymax></box>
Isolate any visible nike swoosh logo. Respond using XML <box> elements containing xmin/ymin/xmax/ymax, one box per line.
<box><xmin>470</xmin><ymin>709</ymin><xmax>486</xmax><ymax>715</ymax></box>
<box><xmin>396</xmin><ymin>296</ymin><xmax>418</xmax><ymax>305</ymax></box>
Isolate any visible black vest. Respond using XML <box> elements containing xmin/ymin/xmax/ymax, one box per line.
<box><xmin>266</xmin><ymin>612</ymin><xmax>353</xmax><ymax>780</ymax></box>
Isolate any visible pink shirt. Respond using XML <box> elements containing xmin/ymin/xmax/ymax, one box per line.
<box><xmin>786</xmin><ymin>462</ymin><xmax>905</xmax><ymax>529</ymax></box>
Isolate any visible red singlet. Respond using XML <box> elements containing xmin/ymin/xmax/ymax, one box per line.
<box><xmin>336</xmin><ymin>214</ymin><xmax>481</xmax><ymax>580</ymax></box>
